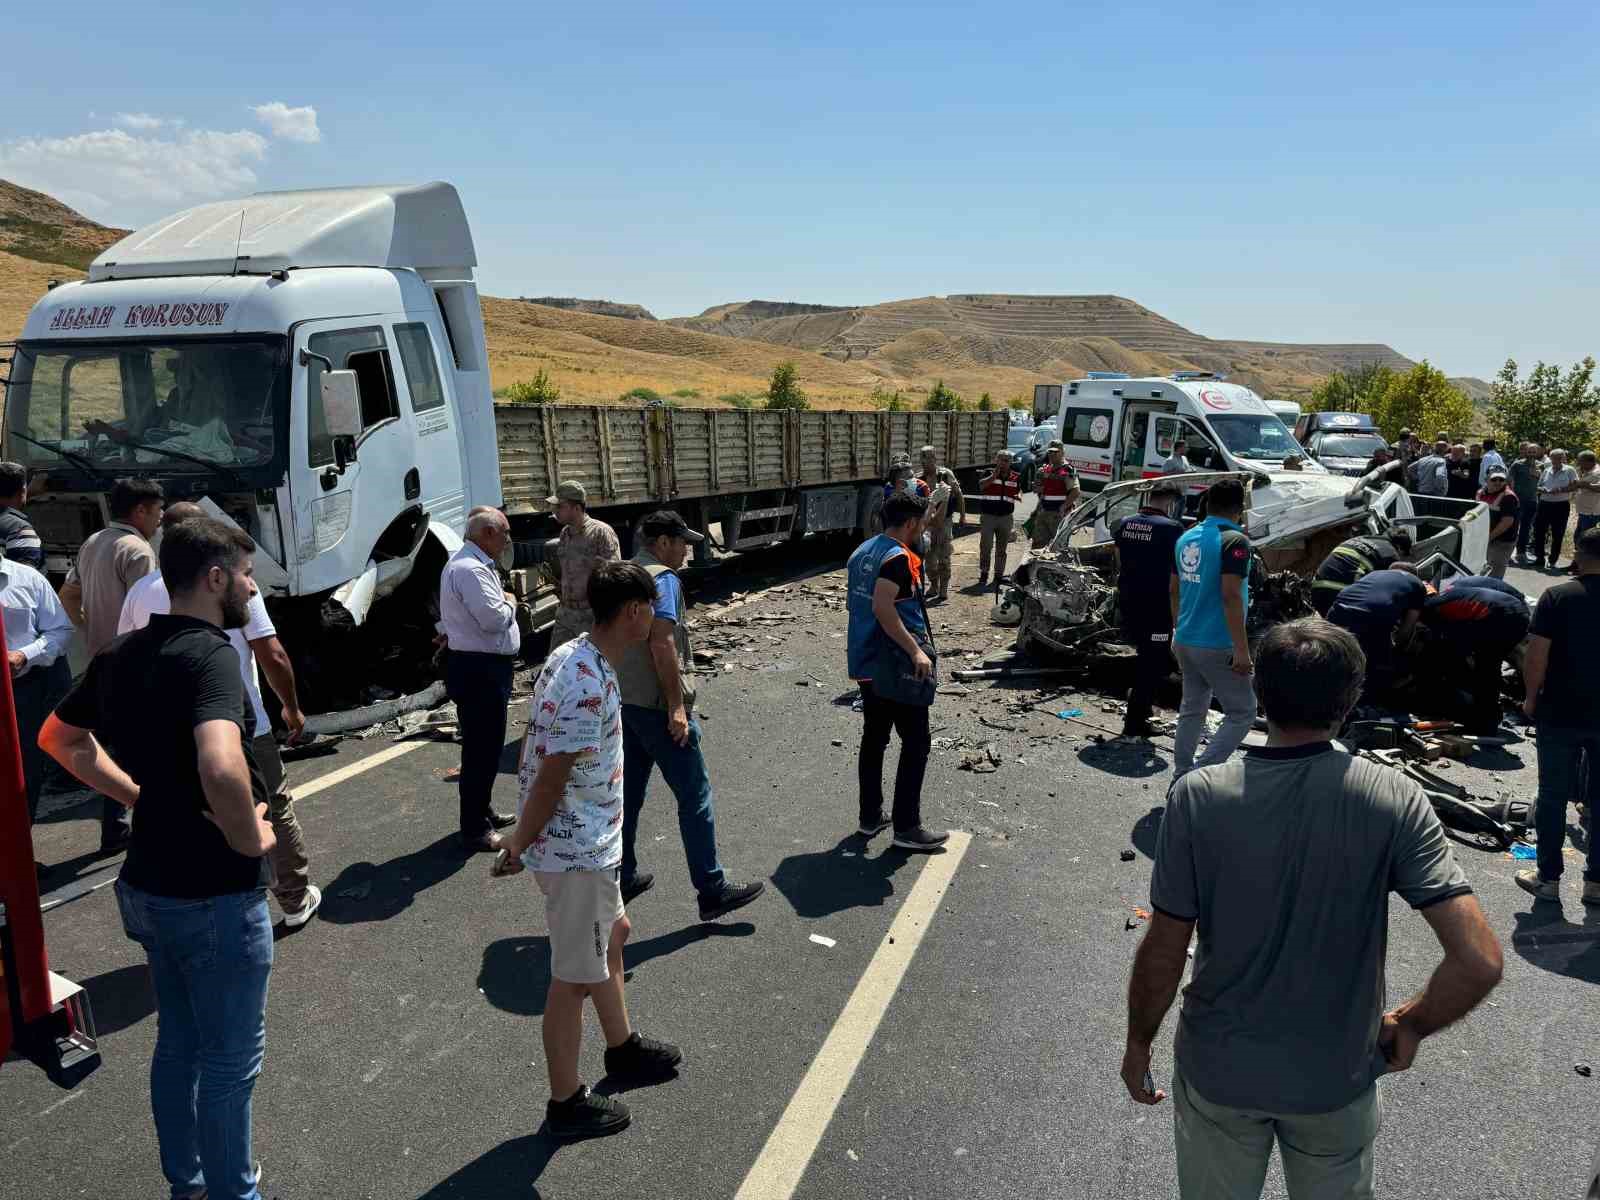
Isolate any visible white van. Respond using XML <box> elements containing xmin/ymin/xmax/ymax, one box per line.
<box><xmin>1051</xmin><ymin>375</ymin><xmax>1321</xmax><ymax>490</ymax></box>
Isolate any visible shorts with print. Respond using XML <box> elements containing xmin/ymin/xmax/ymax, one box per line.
<box><xmin>536</xmin><ymin>868</ymin><xmax>624</xmax><ymax>984</ymax></box>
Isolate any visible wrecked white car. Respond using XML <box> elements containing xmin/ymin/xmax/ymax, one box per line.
<box><xmin>1010</xmin><ymin>469</ymin><xmax>1491</xmax><ymax>658</ymax></box>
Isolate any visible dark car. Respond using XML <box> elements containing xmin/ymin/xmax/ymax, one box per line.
<box><xmin>1305</xmin><ymin>429</ymin><xmax>1392</xmax><ymax>477</ymax></box>
<box><xmin>1007</xmin><ymin>426</ymin><xmax>1040</xmax><ymax>490</ymax></box>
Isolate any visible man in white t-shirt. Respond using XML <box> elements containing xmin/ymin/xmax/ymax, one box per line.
<box><xmin>495</xmin><ymin>559</ymin><xmax>680</xmax><ymax>1140</ymax></box>
<box><xmin>118</xmin><ymin>502</ymin><xmax>320</xmax><ymax>928</ymax></box>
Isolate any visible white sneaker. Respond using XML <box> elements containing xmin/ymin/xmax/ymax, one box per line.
<box><xmin>282</xmin><ymin>883</ymin><xmax>322</xmax><ymax>928</ymax></box>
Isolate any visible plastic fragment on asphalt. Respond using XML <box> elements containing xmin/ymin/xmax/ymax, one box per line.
<box><xmin>1578</xmin><ymin>1063</ymin><xmax>1593</xmax><ymax>1078</ymax></box>
<box><xmin>809</xmin><ymin>934</ymin><xmax>837</xmax><ymax>948</ymax></box>
<box><xmin>1057</xmin><ymin>709</ymin><xmax>1084</xmax><ymax>719</ymax></box>
<box><xmin>847</xmin><ymin>1150</ymin><xmax>859</xmax><ymax>1161</ymax></box>
<box><xmin>1510</xmin><ymin>843</ymin><xmax>1537</xmax><ymax>860</ymax></box>
<box><xmin>1120</xmin><ymin>850</ymin><xmax>1136</xmax><ymax>862</ymax></box>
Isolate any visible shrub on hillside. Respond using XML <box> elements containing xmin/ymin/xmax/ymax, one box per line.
<box><xmin>498</xmin><ymin>369</ymin><xmax>561</xmax><ymax>405</ymax></box>
<box><xmin>925</xmin><ymin>379</ymin><xmax>964</xmax><ymax>411</ymax></box>
<box><xmin>766</xmin><ymin>362</ymin><xmax>809</xmax><ymax>410</ymax></box>
<box><xmin>977</xmin><ymin>392</ymin><xmax>993</xmax><ymax>411</ymax></box>
<box><xmin>869</xmin><ymin>385</ymin><xmax>905</xmax><ymax>411</ymax></box>
<box><xmin>672</xmin><ymin>388</ymin><xmax>701</xmax><ymax>399</ymax></box>
<box><xmin>719</xmin><ymin>393</ymin><xmax>757</xmax><ymax>409</ymax></box>
<box><xmin>620</xmin><ymin>386</ymin><xmax>663</xmax><ymax>404</ymax></box>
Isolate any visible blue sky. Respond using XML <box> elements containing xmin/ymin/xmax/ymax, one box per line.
<box><xmin>4</xmin><ymin>1</ymin><xmax>1596</xmax><ymax>380</ymax></box>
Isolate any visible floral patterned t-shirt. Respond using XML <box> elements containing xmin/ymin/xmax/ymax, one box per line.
<box><xmin>517</xmin><ymin>635</ymin><xmax>624</xmax><ymax>873</ymax></box>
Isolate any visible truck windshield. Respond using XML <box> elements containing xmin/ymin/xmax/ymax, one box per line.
<box><xmin>1207</xmin><ymin>414</ymin><xmax>1302</xmax><ymax>461</ymax></box>
<box><xmin>6</xmin><ymin>337</ymin><xmax>286</xmax><ymax>474</ymax></box>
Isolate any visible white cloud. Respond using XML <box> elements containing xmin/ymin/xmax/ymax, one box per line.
<box><xmin>251</xmin><ymin>102</ymin><xmax>321</xmax><ymax>144</ymax></box>
<box><xmin>114</xmin><ymin>112</ymin><xmax>169</xmax><ymax>131</ymax></box>
<box><xmin>0</xmin><ymin>127</ymin><xmax>269</xmax><ymax>223</ymax></box>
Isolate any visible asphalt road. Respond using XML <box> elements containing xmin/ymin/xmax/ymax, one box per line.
<box><xmin>6</xmin><ymin>505</ymin><xmax>1597</xmax><ymax>1199</ymax></box>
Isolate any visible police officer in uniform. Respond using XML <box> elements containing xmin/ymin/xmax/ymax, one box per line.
<box><xmin>1031</xmin><ymin>442</ymin><xmax>1080</xmax><ymax>549</ymax></box>
<box><xmin>1111</xmin><ymin>479</ymin><xmax>1186</xmax><ymax>738</ymax></box>
<box><xmin>1309</xmin><ymin>527</ymin><xmax>1415</xmax><ymax>616</ymax></box>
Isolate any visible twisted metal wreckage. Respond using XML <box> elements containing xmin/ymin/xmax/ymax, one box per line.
<box><xmin>1003</xmin><ymin>470</ymin><xmax>1541</xmax><ymax>851</ymax></box>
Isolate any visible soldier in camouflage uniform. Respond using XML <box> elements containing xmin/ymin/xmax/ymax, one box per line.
<box><xmin>918</xmin><ymin>445</ymin><xmax>964</xmax><ymax>602</ymax></box>
<box><xmin>548</xmin><ymin>480</ymin><xmax>621</xmax><ymax>650</ymax></box>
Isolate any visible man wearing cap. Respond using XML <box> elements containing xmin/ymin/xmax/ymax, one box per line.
<box><xmin>613</xmin><ymin>510</ymin><xmax>764</xmax><ymax>922</ymax></box>
<box><xmin>917</xmin><ymin>445</ymin><xmax>963</xmax><ymax>603</ymax></box>
<box><xmin>1477</xmin><ymin>468</ymin><xmax>1520</xmax><ymax>579</ymax></box>
<box><xmin>975</xmin><ymin>450</ymin><xmax>1022</xmax><ymax>592</ymax></box>
<box><xmin>548</xmin><ymin>481</ymin><xmax>621</xmax><ymax>651</ymax></box>
<box><xmin>1031</xmin><ymin>442</ymin><xmax>1080</xmax><ymax>549</ymax></box>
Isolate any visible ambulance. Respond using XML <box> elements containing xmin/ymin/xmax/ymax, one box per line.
<box><xmin>1049</xmin><ymin>373</ymin><xmax>1321</xmax><ymax>490</ymax></box>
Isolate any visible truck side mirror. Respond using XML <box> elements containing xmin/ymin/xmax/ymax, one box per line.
<box><xmin>321</xmin><ymin>370</ymin><xmax>363</xmax><ymax>439</ymax></box>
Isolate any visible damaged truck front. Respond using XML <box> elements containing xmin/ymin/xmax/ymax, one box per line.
<box><xmin>3</xmin><ymin>184</ymin><xmax>502</xmax><ymax>714</ymax></box>
<box><xmin>1011</xmin><ymin>468</ymin><xmax>1491</xmax><ymax>660</ymax></box>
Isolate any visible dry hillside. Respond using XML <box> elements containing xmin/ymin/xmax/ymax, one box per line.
<box><xmin>0</xmin><ymin>180</ymin><xmax>125</xmax><ymax>271</ymax></box>
<box><xmin>0</xmin><ymin>178</ymin><xmax>1490</xmax><ymax>412</ymax></box>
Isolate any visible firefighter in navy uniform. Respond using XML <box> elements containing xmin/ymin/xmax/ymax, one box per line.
<box><xmin>1111</xmin><ymin>480</ymin><xmax>1186</xmax><ymax>738</ymax></box>
<box><xmin>1309</xmin><ymin>528</ymin><xmax>1415</xmax><ymax>616</ymax></box>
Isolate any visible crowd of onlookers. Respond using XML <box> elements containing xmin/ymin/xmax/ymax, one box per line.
<box><xmin>1367</xmin><ymin>429</ymin><xmax>1600</xmax><ymax>578</ymax></box>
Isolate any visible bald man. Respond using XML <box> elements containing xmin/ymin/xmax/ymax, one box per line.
<box><xmin>440</xmin><ymin>508</ymin><xmax>521</xmax><ymax>850</ymax></box>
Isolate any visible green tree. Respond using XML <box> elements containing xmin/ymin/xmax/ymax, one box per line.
<box><xmin>1488</xmin><ymin>356</ymin><xmax>1599</xmax><ymax>452</ymax></box>
<box><xmin>977</xmin><ymin>392</ymin><xmax>994</xmax><ymax>411</ymax></box>
<box><xmin>765</xmin><ymin>361</ymin><xmax>808</xmax><ymax>410</ymax></box>
<box><xmin>1374</xmin><ymin>362</ymin><xmax>1474</xmax><ymax>443</ymax></box>
<box><xmin>1306</xmin><ymin>362</ymin><xmax>1394</xmax><ymax>415</ymax></box>
<box><xmin>925</xmin><ymin>379</ymin><xmax>964</xmax><ymax>411</ymax></box>
<box><xmin>499</xmin><ymin>368</ymin><xmax>561</xmax><ymax>405</ymax></box>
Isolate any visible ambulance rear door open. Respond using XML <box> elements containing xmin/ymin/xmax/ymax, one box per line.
<box><xmin>1114</xmin><ymin>401</ymin><xmax>1177</xmax><ymax>482</ymax></box>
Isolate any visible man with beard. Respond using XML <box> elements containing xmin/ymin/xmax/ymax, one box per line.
<box><xmin>41</xmin><ymin>517</ymin><xmax>278</xmax><ymax>1200</ymax></box>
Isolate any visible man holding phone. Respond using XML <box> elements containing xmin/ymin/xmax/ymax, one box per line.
<box><xmin>1121</xmin><ymin>619</ymin><xmax>1502</xmax><ymax>1198</ymax></box>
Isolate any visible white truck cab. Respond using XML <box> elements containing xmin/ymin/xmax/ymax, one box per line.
<box><xmin>5</xmin><ymin>183</ymin><xmax>502</xmax><ymax>707</ymax></box>
<box><xmin>1052</xmin><ymin>373</ymin><xmax>1321</xmax><ymax>490</ymax></box>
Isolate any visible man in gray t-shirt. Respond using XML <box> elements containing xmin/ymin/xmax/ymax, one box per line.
<box><xmin>1122</xmin><ymin>618</ymin><xmax>1502</xmax><ymax>1199</ymax></box>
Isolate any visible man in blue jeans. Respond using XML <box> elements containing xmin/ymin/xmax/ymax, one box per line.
<box><xmin>40</xmin><ymin>517</ymin><xmax>277</xmax><ymax>1200</ymax></box>
<box><xmin>614</xmin><ymin>510</ymin><xmax>764</xmax><ymax>921</ymax></box>
<box><xmin>1517</xmin><ymin>526</ymin><xmax>1600</xmax><ymax>904</ymax></box>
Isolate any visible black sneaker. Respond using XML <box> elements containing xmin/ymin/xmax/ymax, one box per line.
<box><xmin>621</xmin><ymin>872</ymin><xmax>655</xmax><ymax>904</ymax></box>
<box><xmin>892</xmin><ymin>827</ymin><xmax>951</xmax><ymax>853</ymax></box>
<box><xmin>604</xmin><ymin>1032</ymin><xmax>683</xmax><ymax>1084</ymax></box>
<box><xmin>489</xmin><ymin>811</ymin><xmax>517</xmax><ymax>830</ymax></box>
<box><xmin>857</xmin><ymin>817</ymin><xmax>892</xmax><ymax>837</ymax></box>
<box><xmin>547</xmin><ymin>1084</ymin><xmax>631</xmax><ymax>1140</ymax></box>
<box><xmin>698</xmin><ymin>879</ymin><xmax>765</xmax><ymax>921</ymax></box>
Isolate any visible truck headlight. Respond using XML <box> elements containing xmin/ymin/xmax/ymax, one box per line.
<box><xmin>313</xmin><ymin>492</ymin><xmax>353</xmax><ymax>553</ymax></box>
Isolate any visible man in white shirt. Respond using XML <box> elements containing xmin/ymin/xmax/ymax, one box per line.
<box><xmin>119</xmin><ymin>503</ymin><xmax>320</xmax><ymax>927</ymax></box>
<box><xmin>1477</xmin><ymin>438</ymin><xmax>1506</xmax><ymax>486</ymax></box>
<box><xmin>1571</xmin><ymin>450</ymin><xmax>1600</xmax><ymax>549</ymax></box>
<box><xmin>440</xmin><ymin>508</ymin><xmax>520</xmax><ymax>851</ymax></box>
<box><xmin>2</xmin><ymin>549</ymin><xmax>75</xmax><ymax>839</ymax></box>
<box><xmin>1534</xmin><ymin>448</ymin><xmax>1579</xmax><ymax>569</ymax></box>
<box><xmin>1161</xmin><ymin>439</ymin><xmax>1193</xmax><ymax>475</ymax></box>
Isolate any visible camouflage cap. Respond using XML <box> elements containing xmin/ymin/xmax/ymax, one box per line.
<box><xmin>546</xmin><ymin>480</ymin><xmax>587</xmax><ymax>506</ymax></box>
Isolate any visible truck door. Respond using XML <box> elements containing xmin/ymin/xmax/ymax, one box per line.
<box><xmin>290</xmin><ymin>321</ymin><xmax>419</xmax><ymax>595</ymax></box>
<box><xmin>389</xmin><ymin>318</ymin><xmax>466</xmax><ymax>532</ymax></box>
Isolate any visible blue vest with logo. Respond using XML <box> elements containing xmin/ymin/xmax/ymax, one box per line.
<box><xmin>1174</xmin><ymin>517</ymin><xmax>1250</xmax><ymax>651</ymax></box>
<box><xmin>846</xmin><ymin>534</ymin><xmax>928</xmax><ymax>680</ymax></box>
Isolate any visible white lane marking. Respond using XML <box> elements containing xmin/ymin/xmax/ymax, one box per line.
<box><xmin>295</xmin><ymin>740</ymin><xmax>429</xmax><ymax>799</ymax></box>
<box><xmin>734</xmin><ymin>831</ymin><xmax>973</xmax><ymax>1200</ymax></box>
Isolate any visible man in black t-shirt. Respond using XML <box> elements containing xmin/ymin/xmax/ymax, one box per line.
<box><xmin>40</xmin><ymin>518</ymin><xmax>276</xmax><ymax>1200</ymax></box>
<box><xmin>1326</xmin><ymin>566</ymin><xmax>1429</xmax><ymax>707</ymax></box>
<box><xmin>1445</xmin><ymin>444</ymin><xmax>1478</xmax><ymax>501</ymax></box>
<box><xmin>1517</xmin><ymin>527</ymin><xmax>1600</xmax><ymax>904</ymax></box>
<box><xmin>1112</xmin><ymin>481</ymin><xmax>1185</xmax><ymax>737</ymax></box>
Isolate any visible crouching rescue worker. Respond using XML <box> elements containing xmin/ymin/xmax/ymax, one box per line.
<box><xmin>1111</xmin><ymin>480</ymin><xmax>1185</xmax><ymax>739</ymax></box>
<box><xmin>1419</xmin><ymin>575</ymin><xmax>1531</xmax><ymax>734</ymax></box>
<box><xmin>1326</xmin><ymin>565</ymin><xmax>1428</xmax><ymax>709</ymax></box>
<box><xmin>1310</xmin><ymin>527</ymin><xmax>1414</xmax><ymax>617</ymax></box>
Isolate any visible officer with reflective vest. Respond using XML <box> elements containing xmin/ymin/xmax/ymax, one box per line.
<box><xmin>845</xmin><ymin>490</ymin><xmax>949</xmax><ymax>853</ymax></box>
<box><xmin>1031</xmin><ymin>442</ymin><xmax>1081</xmax><ymax>549</ymax></box>
<box><xmin>1111</xmin><ymin>479</ymin><xmax>1186</xmax><ymax>738</ymax></box>
<box><xmin>976</xmin><ymin>450</ymin><xmax>1022</xmax><ymax>593</ymax></box>
<box><xmin>1310</xmin><ymin>528</ymin><xmax>1414</xmax><ymax>616</ymax></box>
